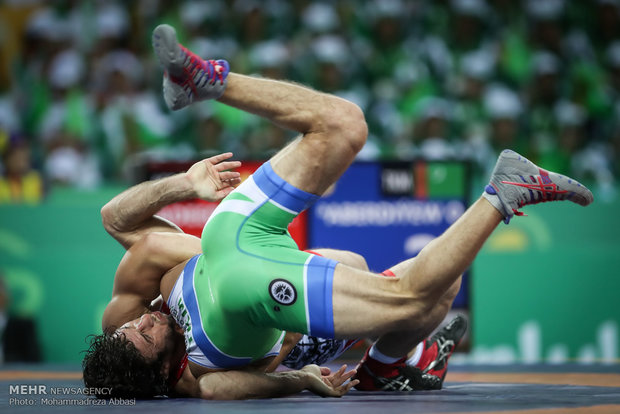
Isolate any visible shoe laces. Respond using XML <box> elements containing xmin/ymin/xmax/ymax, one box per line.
<box><xmin>424</xmin><ymin>337</ymin><xmax>455</xmax><ymax>373</ymax></box>
<box><xmin>363</xmin><ymin>364</ymin><xmax>440</xmax><ymax>391</ymax></box>
<box><xmin>366</xmin><ymin>365</ymin><xmax>415</xmax><ymax>391</ymax></box>
<box><xmin>502</xmin><ymin>170</ymin><xmax>570</xmax><ymax>217</ymax></box>
<box><xmin>168</xmin><ymin>46</ymin><xmax>226</xmax><ymax>98</ymax></box>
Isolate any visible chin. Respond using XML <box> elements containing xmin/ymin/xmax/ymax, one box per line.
<box><xmin>167</xmin><ymin>314</ymin><xmax>184</xmax><ymax>336</ymax></box>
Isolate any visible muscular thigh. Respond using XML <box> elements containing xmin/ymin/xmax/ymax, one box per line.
<box><xmin>270</xmin><ymin>135</ymin><xmax>356</xmax><ymax>197</ymax></box>
<box><xmin>332</xmin><ymin>264</ymin><xmax>421</xmax><ymax>339</ymax></box>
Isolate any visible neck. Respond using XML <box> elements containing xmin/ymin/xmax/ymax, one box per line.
<box><xmin>167</xmin><ymin>335</ymin><xmax>188</xmax><ymax>383</ymax></box>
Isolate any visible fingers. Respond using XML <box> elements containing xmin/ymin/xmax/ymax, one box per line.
<box><xmin>327</xmin><ymin>364</ymin><xmax>357</xmax><ymax>388</ymax></box>
<box><xmin>342</xmin><ymin>378</ymin><xmax>359</xmax><ymax>394</ymax></box>
<box><xmin>334</xmin><ymin>364</ymin><xmax>348</xmax><ymax>379</ymax></box>
<box><xmin>336</xmin><ymin>365</ymin><xmax>357</xmax><ymax>385</ymax></box>
<box><xmin>330</xmin><ymin>364</ymin><xmax>346</xmax><ymax>382</ymax></box>
<box><xmin>219</xmin><ymin>171</ymin><xmax>241</xmax><ymax>181</ymax></box>
<box><xmin>335</xmin><ymin>368</ymin><xmax>358</xmax><ymax>396</ymax></box>
<box><xmin>206</xmin><ymin>152</ymin><xmax>234</xmax><ymax>164</ymax></box>
<box><xmin>312</xmin><ymin>364</ymin><xmax>358</xmax><ymax>398</ymax></box>
<box><xmin>219</xmin><ymin>178</ymin><xmax>241</xmax><ymax>190</ymax></box>
<box><xmin>227</xmin><ymin>177</ymin><xmax>242</xmax><ymax>187</ymax></box>
<box><xmin>214</xmin><ymin>160</ymin><xmax>242</xmax><ymax>172</ymax></box>
<box><xmin>331</xmin><ymin>371</ymin><xmax>359</xmax><ymax>397</ymax></box>
<box><xmin>205</xmin><ymin>153</ymin><xmax>242</xmax><ymax>173</ymax></box>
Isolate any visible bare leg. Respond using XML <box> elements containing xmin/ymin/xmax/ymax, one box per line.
<box><xmin>313</xmin><ymin>248</ymin><xmax>463</xmax><ymax>360</ymax></box>
<box><xmin>373</xmin><ymin>277</ymin><xmax>461</xmax><ymax>357</ymax></box>
<box><xmin>307</xmin><ymin>248</ymin><xmax>369</xmax><ymax>270</ymax></box>
<box><xmin>163</xmin><ymin>61</ymin><xmax>494</xmax><ymax>358</ymax></box>
<box><xmin>152</xmin><ymin>24</ymin><xmax>366</xmax><ymax>194</ymax></box>
<box><xmin>391</xmin><ymin>198</ymin><xmax>500</xmax><ymax>305</ymax></box>
<box><xmin>152</xmin><ymin>25</ymin><xmax>590</xmax><ymax>362</ymax></box>
<box><xmin>333</xmin><ymin>198</ymin><xmax>501</xmax><ymax>357</ymax></box>
<box><xmin>218</xmin><ymin>74</ymin><xmax>367</xmax><ymax>195</ymax></box>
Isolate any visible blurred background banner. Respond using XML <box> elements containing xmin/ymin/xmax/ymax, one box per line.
<box><xmin>309</xmin><ymin>161</ymin><xmax>470</xmax><ymax>309</ymax></box>
<box><xmin>0</xmin><ymin>0</ymin><xmax>619</xmax><ymax>364</ymax></box>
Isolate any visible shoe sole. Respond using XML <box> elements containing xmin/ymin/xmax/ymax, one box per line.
<box><xmin>152</xmin><ymin>24</ymin><xmax>185</xmax><ymax>79</ymax></box>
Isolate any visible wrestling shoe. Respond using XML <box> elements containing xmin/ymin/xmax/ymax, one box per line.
<box><xmin>152</xmin><ymin>24</ymin><xmax>230</xmax><ymax>110</ymax></box>
<box><xmin>416</xmin><ymin>315</ymin><xmax>468</xmax><ymax>385</ymax></box>
<box><xmin>483</xmin><ymin>149</ymin><xmax>594</xmax><ymax>224</ymax></box>
<box><xmin>354</xmin><ymin>350</ymin><xmax>442</xmax><ymax>392</ymax></box>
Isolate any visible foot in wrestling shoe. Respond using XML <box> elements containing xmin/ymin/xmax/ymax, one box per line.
<box><xmin>353</xmin><ymin>349</ymin><xmax>442</xmax><ymax>392</ymax></box>
<box><xmin>415</xmin><ymin>315</ymin><xmax>468</xmax><ymax>384</ymax></box>
<box><xmin>483</xmin><ymin>149</ymin><xmax>594</xmax><ymax>224</ymax></box>
<box><xmin>152</xmin><ymin>24</ymin><xmax>229</xmax><ymax>110</ymax></box>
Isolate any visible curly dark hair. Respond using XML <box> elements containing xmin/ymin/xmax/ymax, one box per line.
<box><xmin>82</xmin><ymin>333</ymin><xmax>169</xmax><ymax>399</ymax></box>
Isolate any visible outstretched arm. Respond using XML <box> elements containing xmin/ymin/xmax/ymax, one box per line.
<box><xmin>193</xmin><ymin>364</ymin><xmax>357</xmax><ymax>400</ymax></box>
<box><xmin>102</xmin><ymin>232</ymin><xmax>201</xmax><ymax>331</ymax></box>
<box><xmin>101</xmin><ymin>153</ymin><xmax>241</xmax><ymax>249</ymax></box>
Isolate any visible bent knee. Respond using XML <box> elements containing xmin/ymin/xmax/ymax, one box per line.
<box><xmin>325</xmin><ymin>100</ymin><xmax>367</xmax><ymax>153</ymax></box>
<box><xmin>347</xmin><ymin>251</ymin><xmax>369</xmax><ymax>271</ymax></box>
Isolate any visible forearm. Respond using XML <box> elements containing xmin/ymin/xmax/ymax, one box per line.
<box><xmin>101</xmin><ymin>173</ymin><xmax>196</xmax><ymax>248</ymax></box>
<box><xmin>101</xmin><ymin>153</ymin><xmax>241</xmax><ymax>249</ymax></box>
<box><xmin>197</xmin><ymin>370</ymin><xmax>310</xmax><ymax>400</ymax></box>
<box><xmin>265</xmin><ymin>332</ymin><xmax>303</xmax><ymax>372</ymax></box>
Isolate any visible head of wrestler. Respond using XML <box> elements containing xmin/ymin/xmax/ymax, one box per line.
<box><xmin>82</xmin><ymin>311</ymin><xmax>185</xmax><ymax>398</ymax></box>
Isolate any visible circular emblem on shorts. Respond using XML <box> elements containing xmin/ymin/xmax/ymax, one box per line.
<box><xmin>269</xmin><ymin>279</ymin><xmax>297</xmax><ymax>306</ymax></box>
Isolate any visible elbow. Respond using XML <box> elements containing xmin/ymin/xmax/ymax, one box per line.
<box><xmin>100</xmin><ymin>203</ymin><xmax>116</xmax><ymax>234</ymax></box>
<box><xmin>198</xmin><ymin>388</ymin><xmax>216</xmax><ymax>400</ymax></box>
<box><xmin>197</xmin><ymin>384</ymin><xmax>243</xmax><ymax>401</ymax></box>
<box><xmin>100</xmin><ymin>202</ymin><xmax>132</xmax><ymax>249</ymax></box>
<box><xmin>100</xmin><ymin>202</ymin><xmax>124</xmax><ymax>240</ymax></box>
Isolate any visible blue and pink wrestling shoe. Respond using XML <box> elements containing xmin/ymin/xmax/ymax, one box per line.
<box><xmin>152</xmin><ymin>24</ymin><xmax>230</xmax><ymax>110</ymax></box>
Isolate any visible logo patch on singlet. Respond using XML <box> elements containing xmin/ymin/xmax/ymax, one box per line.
<box><xmin>269</xmin><ymin>279</ymin><xmax>297</xmax><ymax>305</ymax></box>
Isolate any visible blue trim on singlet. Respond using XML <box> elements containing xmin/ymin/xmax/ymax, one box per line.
<box><xmin>249</xmin><ymin>162</ymin><xmax>337</xmax><ymax>338</ymax></box>
<box><xmin>306</xmin><ymin>255</ymin><xmax>337</xmax><ymax>338</ymax></box>
<box><xmin>182</xmin><ymin>255</ymin><xmax>252</xmax><ymax>367</ymax></box>
<box><xmin>252</xmin><ymin>161</ymin><xmax>320</xmax><ymax>213</ymax></box>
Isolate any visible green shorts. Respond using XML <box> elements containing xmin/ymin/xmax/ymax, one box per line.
<box><xmin>169</xmin><ymin>162</ymin><xmax>338</xmax><ymax>368</ymax></box>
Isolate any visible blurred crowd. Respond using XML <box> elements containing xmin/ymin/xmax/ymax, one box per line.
<box><xmin>0</xmin><ymin>0</ymin><xmax>619</xmax><ymax>202</ymax></box>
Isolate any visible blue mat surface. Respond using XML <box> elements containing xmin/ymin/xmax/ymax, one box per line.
<box><xmin>2</xmin><ymin>363</ymin><xmax>619</xmax><ymax>413</ymax></box>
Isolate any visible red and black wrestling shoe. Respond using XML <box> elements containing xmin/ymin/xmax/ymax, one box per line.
<box><xmin>415</xmin><ymin>315</ymin><xmax>468</xmax><ymax>384</ymax></box>
<box><xmin>353</xmin><ymin>349</ymin><xmax>442</xmax><ymax>392</ymax></box>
